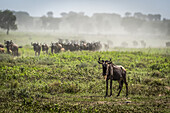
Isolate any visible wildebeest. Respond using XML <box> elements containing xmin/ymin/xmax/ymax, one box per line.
<box><xmin>166</xmin><ymin>42</ymin><xmax>170</xmax><ymax>47</ymax></box>
<box><xmin>31</xmin><ymin>42</ymin><xmax>41</xmax><ymax>56</ymax></box>
<box><xmin>0</xmin><ymin>43</ymin><xmax>4</xmax><ymax>48</ymax></box>
<box><xmin>0</xmin><ymin>48</ymin><xmax>5</xmax><ymax>53</ymax></box>
<box><xmin>0</xmin><ymin>43</ymin><xmax>5</xmax><ymax>53</ymax></box>
<box><xmin>98</xmin><ymin>58</ymin><xmax>128</xmax><ymax>97</ymax></box>
<box><xmin>41</xmin><ymin>43</ymin><xmax>49</xmax><ymax>54</ymax></box>
<box><xmin>51</xmin><ymin>42</ymin><xmax>62</xmax><ymax>53</ymax></box>
<box><xmin>4</xmin><ymin>40</ymin><xmax>11</xmax><ymax>54</ymax></box>
<box><xmin>9</xmin><ymin>41</ymin><xmax>19</xmax><ymax>56</ymax></box>
<box><xmin>4</xmin><ymin>40</ymin><xmax>19</xmax><ymax>56</ymax></box>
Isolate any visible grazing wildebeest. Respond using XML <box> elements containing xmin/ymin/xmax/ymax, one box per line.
<box><xmin>98</xmin><ymin>58</ymin><xmax>128</xmax><ymax>97</ymax></box>
<box><xmin>41</xmin><ymin>43</ymin><xmax>49</xmax><ymax>54</ymax></box>
<box><xmin>31</xmin><ymin>42</ymin><xmax>41</xmax><ymax>56</ymax></box>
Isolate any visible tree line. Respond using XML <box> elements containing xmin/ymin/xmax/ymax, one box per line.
<box><xmin>0</xmin><ymin>9</ymin><xmax>170</xmax><ymax>35</ymax></box>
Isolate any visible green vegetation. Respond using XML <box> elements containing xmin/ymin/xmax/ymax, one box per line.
<box><xmin>0</xmin><ymin>46</ymin><xmax>170</xmax><ymax>112</ymax></box>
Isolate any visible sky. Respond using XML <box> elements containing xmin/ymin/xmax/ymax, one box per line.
<box><xmin>0</xmin><ymin>0</ymin><xmax>170</xmax><ymax>19</ymax></box>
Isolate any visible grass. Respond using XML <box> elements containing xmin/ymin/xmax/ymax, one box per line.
<box><xmin>0</xmin><ymin>32</ymin><xmax>170</xmax><ymax>112</ymax></box>
<box><xmin>0</xmin><ymin>48</ymin><xmax>169</xmax><ymax>112</ymax></box>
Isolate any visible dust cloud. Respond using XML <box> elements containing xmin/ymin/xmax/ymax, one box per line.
<box><xmin>3</xmin><ymin>11</ymin><xmax>170</xmax><ymax>47</ymax></box>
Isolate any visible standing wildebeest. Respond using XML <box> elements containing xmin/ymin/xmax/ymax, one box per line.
<box><xmin>42</xmin><ymin>43</ymin><xmax>49</xmax><ymax>54</ymax></box>
<box><xmin>98</xmin><ymin>58</ymin><xmax>128</xmax><ymax>97</ymax></box>
<box><xmin>31</xmin><ymin>42</ymin><xmax>41</xmax><ymax>56</ymax></box>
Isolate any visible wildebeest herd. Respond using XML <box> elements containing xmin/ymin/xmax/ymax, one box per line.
<box><xmin>31</xmin><ymin>39</ymin><xmax>102</xmax><ymax>56</ymax></box>
<box><xmin>0</xmin><ymin>39</ymin><xmax>102</xmax><ymax>56</ymax></box>
<box><xmin>31</xmin><ymin>40</ymin><xmax>102</xmax><ymax>56</ymax></box>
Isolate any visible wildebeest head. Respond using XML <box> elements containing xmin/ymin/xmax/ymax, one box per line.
<box><xmin>4</xmin><ymin>40</ymin><xmax>11</xmax><ymax>45</ymax></box>
<box><xmin>98</xmin><ymin>57</ymin><xmax>112</xmax><ymax>80</ymax></box>
<box><xmin>31</xmin><ymin>42</ymin><xmax>38</xmax><ymax>46</ymax></box>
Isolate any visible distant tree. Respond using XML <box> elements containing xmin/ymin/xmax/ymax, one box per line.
<box><xmin>140</xmin><ymin>40</ymin><xmax>146</xmax><ymax>48</ymax></box>
<box><xmin>167</xmin><ymin>23</ymin><xmax>170</xmax><ymax>36</ymax></box>
<box><xmin>132</xmin><ymin>41</ymin><xmax>138</xmax><ymax>47</ymax></box>
<box><xmin>125</xmin><ymin>12</ymin><xmax>131</xmax><ymax>17</ymax></box>
<box><xmin>0</xmin><ymin>10</ymin><xmax>17</xmax><ymax>35</ymax></box>
<box><xmin>134</xmin><ymin>12</ymin><xmax>147</xmax><ymax>20</ymax></box>
<box><xmin>13</xmin><ymin>11</ymin><xmax>33</xmax><ymax>29</ymax></box>
<box><xmin>154</xmin><ymin>14</ymin><xmax>161</xmax><ymax>21</ymax></box>
<box><xmin>121</xmin><ymin>17</ymin><xmax>144</xmax><ymax>34</ymax></box>
<box><xmin>121</xmin><ymin>41</ymin><xmax>128</xmax><ymax>47</ymax></box>
<box><xmin>47</xmin><ymin>11</ymin><xmax>53</xmax><ymax>18</ymax></box>
<box><xmin>41</xmin><ymin>16</ymin><xmax>48</xmax><ymax>29</ymax></box>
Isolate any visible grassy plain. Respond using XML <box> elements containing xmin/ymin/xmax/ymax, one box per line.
<box><xmin>0</xmin><ymin>32</ymin><xmax>170</xmax><ymax>112</ymax></box>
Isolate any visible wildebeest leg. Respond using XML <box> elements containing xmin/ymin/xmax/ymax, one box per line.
<box><xmin>123</xmin><ymin>78</ymin><xmax>128</xmax><ymax>97</ymax></box>
<box><xmin>51</xmin><ymin>48</ymin><xmax>53</xmax><ymax>54</ymax></box>
<box><xmin>117</xmin><ymin>80</ymin><xmax>123</xmax><ymax>97</ymax></box>
<box><xmin>110</xmin><ymin>79</ymin><xmax>112</xmax><ymax>96</ymax></box>
<box><xmin>16</xmin><ymin>49</ymin><xmax>18</xmax><ymax>56</ymax></box>
<box><xmin>105</xmin><ymin>80</ymin><xmax>108</xmax><ymax>97</ymax></box>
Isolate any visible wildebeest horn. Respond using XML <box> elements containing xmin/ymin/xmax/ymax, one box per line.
<box><xmin>108</xmin><ymin>58</ymin><xmax>112</xmax><ymax>64</ymax></box>
<box><xmin>98</xmin><ymin>57</ymin><xmax>103</xmax><ymax>64</ymax></box>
